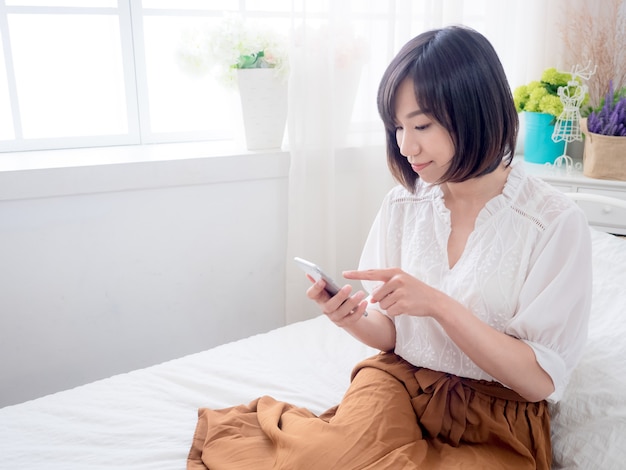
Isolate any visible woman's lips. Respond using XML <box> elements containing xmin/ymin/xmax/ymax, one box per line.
<box><xmin>411</xmin><ymin>162</ymin><xmax>430</xmax><ymax>172</ymax></box>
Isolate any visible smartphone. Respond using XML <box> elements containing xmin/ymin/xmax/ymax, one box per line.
<box><xmin>293</xmin><ymin>257</ymin><xmax>342</xmax><ymax>296</ymax></box>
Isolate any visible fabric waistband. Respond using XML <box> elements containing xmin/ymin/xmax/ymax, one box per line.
<box><xmin>352</xmin><ymin>352</ymin><xmax>529</xmax><ymax>402</ymax></box>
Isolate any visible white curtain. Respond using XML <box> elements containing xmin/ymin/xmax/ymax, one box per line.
<box><xmin>284</xmin><ymin>0</ymin><xmax>570</xmax><ymax>323</ymax></box>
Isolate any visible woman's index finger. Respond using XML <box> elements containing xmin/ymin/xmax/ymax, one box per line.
<box><xmin>343</xmin><ymin>268</ymin><xmax>397</xmax><ymax>281</ymax></box>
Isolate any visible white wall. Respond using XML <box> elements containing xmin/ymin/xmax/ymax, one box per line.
<box><xmin>0</xmin><ymin>146</ymin><xmax>290</xmax><ymax>407</ymax></box>
<box><xmin>0</xmin><ymin>143</ymin><xmax>395</xmax><ymax>408</ymax></box>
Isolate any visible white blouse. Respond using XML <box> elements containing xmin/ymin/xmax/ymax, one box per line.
<box><xmin>358</xmin><ymin>162</ymin><xmax>592</xmax><ymax>402</ymax></box>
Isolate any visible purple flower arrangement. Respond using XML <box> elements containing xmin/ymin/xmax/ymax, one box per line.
<box><xmin>587</xmin><ymin>83</ymin><xmax>626</xmax><ymax>136</ymax></box>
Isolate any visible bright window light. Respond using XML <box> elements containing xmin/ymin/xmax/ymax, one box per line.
<box><xmin>142</xmin><ymin>0</ymin><xmax>237</xmax><ymax>9</ymax></box>
<box><xmin>6</xmin><ymin>1</ymin><xmax>116</xmax><ymax>6</ymax></box>
<box><xmin>9</xmin><ymin>13</ymin><xmax>128</xmax><ymax>139</ymax></box>
<box><xmin>142</xmin><ymin>16</ymin><xmax>238</xmax><ymax>135</ymax></box>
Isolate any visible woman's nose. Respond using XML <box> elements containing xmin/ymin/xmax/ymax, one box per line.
<box><xmin>398</xmin><ymin>131</ymin><xmax>419</xmax><ymax>158</ymax></box>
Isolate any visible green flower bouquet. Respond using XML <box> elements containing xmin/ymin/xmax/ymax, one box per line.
<box><xmin>513</xmin><ymin>67</ymin><xmax>587</xmax><ymax>118</ymax></box>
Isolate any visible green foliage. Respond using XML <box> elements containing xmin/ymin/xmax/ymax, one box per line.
<box><xmin>236</xmin><ymin>51</ymin><xmax>266</xmax><ymax>69</ymax></box>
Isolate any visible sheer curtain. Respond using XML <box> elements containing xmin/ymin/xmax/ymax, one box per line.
<box><xmin>284</xmin><ymin>0</ymin><xmax>569</xmax><ymax>323</ymax></box>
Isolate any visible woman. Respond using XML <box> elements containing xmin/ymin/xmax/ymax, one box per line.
<box><xmin>188</xmin><ymin>26</ymin><xmax>592</xmax><ymax>469</ymax></box>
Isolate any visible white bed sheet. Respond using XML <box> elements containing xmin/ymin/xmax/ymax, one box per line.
<box><xmin>0</xmin><ymin>229</ymin><xmax>624</xmax><ymax>470</ymax></box>
<box><xmin>0</xmin><ymin>315</ymin><xmax>376</xmax><ymax>469</ymax></box>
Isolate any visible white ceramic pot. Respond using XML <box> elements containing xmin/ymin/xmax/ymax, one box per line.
<box><xmin>236</xmin><ymin>68</ymin><xmax>288</xmax><ymax>150</ymax></box>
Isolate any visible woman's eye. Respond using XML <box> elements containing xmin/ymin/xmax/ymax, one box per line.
<box><xmin>394</xmin><ymin>123</ymin><xmax>429</xmax><ymax>133</ymax></box>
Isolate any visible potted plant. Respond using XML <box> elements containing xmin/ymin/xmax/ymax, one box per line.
<box><xmin>581</xmin><ymin>83</ymin><xmax>626</xmax><ymax>180</ymax></box>
<box><xmin>177</xmin><ymin>15</ymin><xmax>290</xmax><ymax>150</ymax></box>
<box><xmin>513</xmin><ymin>68</ymin><xmax>586</xmax><ymax>164</ymax></box>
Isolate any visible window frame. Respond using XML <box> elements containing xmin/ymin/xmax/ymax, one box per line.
<box><xmin>0</xmin><ymin>1</ymin><xmax>257</xmax><ymax>153</ymax></box>
<box><xmin>0</xmin><ymin>2</ymin><xmax>142</xmax><ymax>152</ymax></box>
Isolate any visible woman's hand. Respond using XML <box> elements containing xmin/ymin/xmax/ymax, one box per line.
<box><xmin>305</xmin><ymin>276</ymin><xmax>369</xmax><ymax>327</ymax></box>
<box><xmin>305</xmin><ymin>274</ymin><xmax>396</xmax><ymax>352</ymax></box>
<box><xmin>344</xmin><ymin>268</ymin><xmax>440</xmax><ymax>318</ymax></box>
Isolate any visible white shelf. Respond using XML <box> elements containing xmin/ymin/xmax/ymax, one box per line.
<box><xmin>520</xmin><ymin>158</ymin><xmax>626</xmax><ymax>235</ymax></box>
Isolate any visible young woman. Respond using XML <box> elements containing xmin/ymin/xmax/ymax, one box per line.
<box><xmin>188</xmin><ymin>26</ymin><xmax>592</xmax><ymax>469</ymax></box>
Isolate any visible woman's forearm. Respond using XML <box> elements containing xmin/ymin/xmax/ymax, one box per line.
<box><xmin>343</xmin><ymin>310</ymin><xmax>396</xmax><ymax>352</ymax></box>
<box><xmin>433</xmin><ymin>292</ymin><xmax>554</xmax><ymax>402</ymax></box>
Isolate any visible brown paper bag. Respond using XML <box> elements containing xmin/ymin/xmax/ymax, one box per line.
<box><xmin>581</xmin><ymin>119</ymin><xmax>626</xmax><ymax>181</ymax></box>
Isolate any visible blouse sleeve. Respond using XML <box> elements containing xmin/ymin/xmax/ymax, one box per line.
<box><xmin>505</xmin><ymin>207</ymin><xmax>592</xmax><ymax>402</ymax></box>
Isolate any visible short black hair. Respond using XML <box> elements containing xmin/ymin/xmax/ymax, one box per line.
<box><xmin>377</xmin><ymin>25</ymin><xmax>518</xmax><ymax>192</ymax></box>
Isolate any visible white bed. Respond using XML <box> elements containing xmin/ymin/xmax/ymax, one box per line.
<box><xmin>1</xmin><ymin>229</ymin><xmax>625</xmax><ymax>469</ymax></box>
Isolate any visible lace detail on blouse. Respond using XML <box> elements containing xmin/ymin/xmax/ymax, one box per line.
<box><xmin>511</xmin><ymin>206</ymin><xmax>547</xmax><ymax>231</ymax></box>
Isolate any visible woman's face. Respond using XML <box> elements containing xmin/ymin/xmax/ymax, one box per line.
<box><xmin>393</xmin><ymin>78</ymin><xmax>455</xmax><ymax>184</ymax></box>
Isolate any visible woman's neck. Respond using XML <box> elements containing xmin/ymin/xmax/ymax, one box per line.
<box><xmin>440</xmin><ymin>164</ymin><xmax>511</xmax><ymax>207</ymax></box>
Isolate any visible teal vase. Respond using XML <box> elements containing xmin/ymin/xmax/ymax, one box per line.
<box><xmin>523</xmin><ymin>112</ymin><xmax>565</xmax><ymax>164</ymax></box>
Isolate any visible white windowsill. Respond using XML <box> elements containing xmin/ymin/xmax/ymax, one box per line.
<box><xmin>0</xmin><ymin>141</ymin><xmax>291</xmax><ymax>202</ymax></box>
<box><xmin>0</xmin><ymin>140</ymin><xmax>270</xmax><ymax>171</ymax></box>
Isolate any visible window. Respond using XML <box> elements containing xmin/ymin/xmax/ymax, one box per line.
<box><xmin>0</xmin><ymin>0</ymin><xmax>295</xmax><ymax>152</ymax></box>
<box><xmin>0</xmin><ymin>1</ymin><xmax>491</xmax><ymax>154</ymax></box>
<box><xmin>1</xmin><ymin>1</ymin><xmax>137</xmax><ymax>151</ymax></box>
